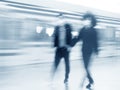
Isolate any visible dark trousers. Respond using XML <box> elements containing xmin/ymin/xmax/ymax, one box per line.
<box><xmin>53</xmin><ymin>47</ymin><xmax>70</xmax><ymax>80</ymax></box>
<box><xmin>82</xmin><ymin>51</ymin><xmax>94</xmax><ymax>84</ymax></box>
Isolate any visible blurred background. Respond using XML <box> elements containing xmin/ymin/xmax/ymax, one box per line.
<box><xmin>0</xmin><ymin>0</ymin><xmax>120</xmax><ymax>90</ymax></box>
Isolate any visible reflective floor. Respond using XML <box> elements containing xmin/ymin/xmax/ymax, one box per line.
<box><xmin>0</xmin><ymin>42</ymin><xmax>120</xmax><ymax>90</ymax></box>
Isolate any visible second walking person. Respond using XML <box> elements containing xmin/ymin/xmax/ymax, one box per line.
<box><xmin>72</xmin><ymin>12</ymin><xmax>99</xmax><ymax>89</ymax></box>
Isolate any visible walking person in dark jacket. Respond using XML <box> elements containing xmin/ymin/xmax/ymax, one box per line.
<box><xmin>52</xmin><ymin>23</ymin><xmax>72</xmax><ymax>83</ymax></box>
<box><xmin>72</xmin><ymin>12</ymin><xmax>99</xmax><ymax>89</ymax></box>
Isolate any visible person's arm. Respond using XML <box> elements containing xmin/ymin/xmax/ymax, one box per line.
<box><xmin>71</xmin><ymin>29</ymin><xmax>83</xmax><ymax>47</ymax></box>
<box><xmin>53</xmin><ymin>26</ymin><xmax>59</xmax><ymax>47</ymax></box>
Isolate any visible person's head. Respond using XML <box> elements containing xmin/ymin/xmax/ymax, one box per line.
<box><xmin>64</xmin><ymin>23</ymin><xmax>72</xmax><ymax>31</ymax></box>
<box><xmin>82</xmin><ymin>12</ymin><xmax>97</xmax><ymax>28</ymax></box>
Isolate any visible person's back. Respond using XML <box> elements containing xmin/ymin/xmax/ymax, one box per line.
<box><xmin>72</xmin><ymin>12</ymin><xmax>99</xmax><ymax>89</ymax></box>
<box><xmin>79</xmin><ymin>27</ymin><xmax>98</xmax><ymax>53</ymax></box>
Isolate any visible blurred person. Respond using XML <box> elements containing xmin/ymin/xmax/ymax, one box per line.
<box><xmin>51</xmin><ymin>23</ymin><xmax>72</xmax><ymax>84</ymax></box>
<box><xmin>72</xmin><ymin>12</ymin><xmax>99</xmax><ymax>89</ymax></box>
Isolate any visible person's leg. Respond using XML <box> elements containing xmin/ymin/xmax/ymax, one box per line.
<box><xmin>64</xmin><ymin>50</ymin><xmax>70</xmax><ymax>83</ymax></box>
<box><xmin>83</xmin><ymin>53</ymin><xmax>94</xmax><ymax>88</ymax></box>
<box><xmin>84</xmin><ymin>58</ymin><xmax>94</xmax><ymax>84</ymax></box>
<box><xmin>52</xmin><ymin>48</ymin><xmax>61</xmax><ymax>79</ymax></box>
<box><xmin>85</xmin><ymin>67</ymin><xmax>94</xmax><ymax>89</ymax></box>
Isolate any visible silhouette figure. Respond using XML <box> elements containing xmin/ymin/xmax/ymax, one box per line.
<box><xmin>72</xmin><ymin>12</ymin><xmax>99</xmax><ymax>89</ymax></box>
<box><xmin>52</xmin><ymin>23</ymin><xmax>72</xmax><ymax>83</ymax></box>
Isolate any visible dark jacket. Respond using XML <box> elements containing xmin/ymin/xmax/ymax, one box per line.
<box><xmin>72</xmin><ymin>27</ymin><xmax>98</xmax><ymax>54</ymax></box>
<box><xmin>53</xmin><ymin>24</ymin><xmax>72</xmax><ymax>47</ymax></box>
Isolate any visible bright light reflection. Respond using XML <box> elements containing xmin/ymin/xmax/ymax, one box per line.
<box><xmin>36</xmin><ymin>26</ymin><xmax>43</xmax><ymax>33</ymax></box>
<box><xmin>46</xmin><ymin>27</ymin><xmax>54</xmax><ymax>36</ymax></box>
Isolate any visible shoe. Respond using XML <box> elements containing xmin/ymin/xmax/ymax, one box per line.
<box><xmin>86</xmin><ymin>83</ymin><xmax>91</xmax><ymax>89</ymax></box>
<box><xmin>86</xmin><ymin>83</ymin><xmax>94</xmax><ymax>90</ymax></box>
<box><xmin>64</xmin><ymin>78</ymin><xmax>68</xmax><ymax>83</ymax></box>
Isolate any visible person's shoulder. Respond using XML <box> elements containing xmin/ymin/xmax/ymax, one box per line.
<box><xmin>93</xmin><ymin>27</ymin><xmax>98</xmax><ymax>31</ymax></box>
<box><xmin>78</xmin><ymin>27</ymin><xmax>84</xmax><ymax>31</ymax></box>
<box><xmin>79</xmin><ymin>27</ymin><xmax>85</xmax><ymax>32</ymax></box>
<box><xmin>92</xmin><ymin>27</ymin><xmax>99</xmax><ymax>35</ymax></box>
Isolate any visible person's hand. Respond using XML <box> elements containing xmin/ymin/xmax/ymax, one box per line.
<box><xmin>66</xmin><ymin>45</ymin><xmax>71</xmax><ymax>52</ymax></box>
<box><xmin>68</xmin><ymin>47</ymin><xmax>71</xmax><ymax>52</ymax></box>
